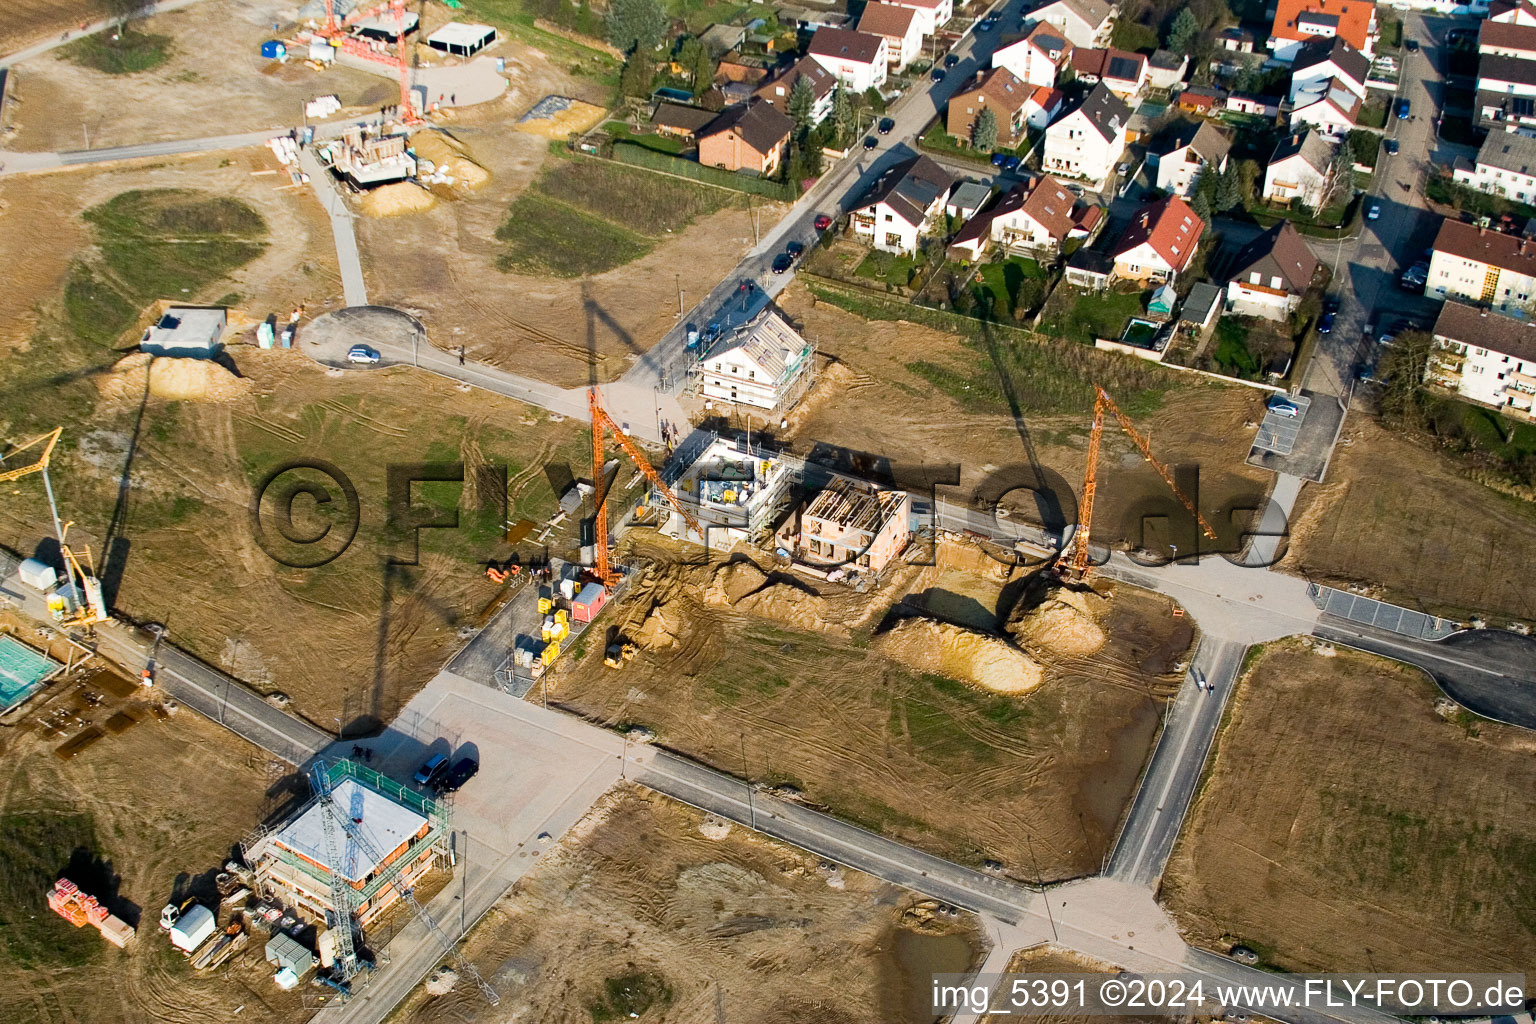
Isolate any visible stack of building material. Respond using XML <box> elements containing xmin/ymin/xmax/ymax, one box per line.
<box><xmin>47</xmin><ymin>878</ymin><xmax>135</xmax><ymax>948</ymax></box>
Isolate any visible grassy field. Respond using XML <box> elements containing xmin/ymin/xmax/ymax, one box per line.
<box><xmin>1164</xmin><ymin>640</ymin><xmax>1536</xmax><ymax>973</ymax></box>
<box><xmin>63</xmin><ymin>29</ymin><xmax>173</xmax><ymax>74</ymax></box>
<box><xmin>66</xmin><ymin>190</ymin><xmax>266</xmax><ymax>345</ymax></box>
<box><xmin>0</xmin><ymin>812</ymin><xmax>107</xmax><ymax>969</ymax></box>
<box><xmin>1036</xmin><ymin>286</ymin><xmax>1147</xmax><ymax>347</ymax></box>
<box><xmin>496</xmin><ymin>159</ymin><xmax>736</xmax><ymax>276</ymax></box>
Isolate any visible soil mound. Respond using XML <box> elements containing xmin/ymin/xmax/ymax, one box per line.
<box><xmin>98</xmin><ymin>352</ymin><xmax>250</xmax><ymax>403</ymax></box>
<box><xmin>1007</xmin><ymin>587</ymin><xmax>1107</xmax><ymax>659</ymax></box>
<box><xmin>411</xmin><ymin>132</ymin><xmax>490</xmax><ymax>191</ymax></box>
<box><xmin>360</xmin><ymin>182</ymin><xmax>438</xmax><ymax>217</ymax></box>
<box><xmin>706</xmin><ymin>560</ymin><xmax>770</xmax><ymax>606</ymax></box>
<box><xmin>706</xmin><ymin>560</ymin><xmax>828</xmax><ymax>631</ymax></box>
<box><xmin>878</xmin><ymin>617</ymin><xmax>1043</xmax><ymax>695</ymax></box>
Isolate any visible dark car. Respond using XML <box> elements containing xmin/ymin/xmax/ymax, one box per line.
<box><xmin>878</xmin><ymin>116</ymin><xmax>895</xmax><ymax>135</ymax></box>
<box><xmin>863</xmin><ymin>135</ymin><xmax>878</xmax><ymax>149</ymax></box>
<box><xmin>786</xmin><ymin>240</ymin><xmax>806</xmax><ymax>261</ymax></box>
<box><xmin>944</xmin><ymin>53</ymin><xmax>959</xmax><ymax>68</ymax></box>
<box><xmin>1384</xmin><ymin>138</ymin><xmax>1399</xmax><ymax>154</ymax></box>
<box><xmin>1318</xmin><ymin>311</ymin><xmax>1335</xmax><ymax>334</ymax></box>
<box><xmin>978</xmin><ymin>15</ymin><xmax>997</xmax><ymax>30</ymax></box>
<box><xmin>1002</xmin><ymin>155</ymin><xmax>1021</xmax><ymax>172</ymax></box>
<box><xmin>931</xmin><ymin>67</ymin><xmax>946</xmax><ymax>81</ymax></box>
<box><xmin>1323</xmin><ymin>295</ymin><xmax>1340</xmax><ymax>314</ymax></box>
<box><xmin>814</xmin><ymin>213</ymin><xmax>833</xmax><ymax>231</ymax></box>
<box><xmin>991</xmin><ymin>152</ymin><xmax>1008</xmax><ymax>167</ymax></box>
<box><xmin>1397</xmin><ymin>98</ymin><xmax>1411</xmax><ymax>119</ymax></box>
<box><xmin>413</xmin><ymin>753</ymin><xmax>449</xmax><ymax>786</ymax></box>
<box><xmin>1406</xmin><ymin>39</ymin><xmax>1419</xmax><ymax>52</ymax></box>
<box><xmin>771</xmin><ymin>253</ymin><xmax>793</xmax><ymax>274</ymax></box>
<box><xmin>436</xmin><ymin>756</ymin><xmax>479</xmax><ymax>793</ymax></box>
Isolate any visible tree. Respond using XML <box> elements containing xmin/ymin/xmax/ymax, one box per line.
<box><xmin>606</xmin><ymin>0</ymin><xmax>667</xmax><ymax>54</ymax></box>
<box><xmin>971</xmin><ymin>107</ymin><xmax>999</xmax><ymax>151</ymax></box>
<box><xmin>676</xmin><ymin>34</ymin><xmax>715</xmax><ymax>88</ymax></box>
<box><xmin>97</xmin><ymin>0</ymin><xmax>150</xmax><ymax>26</ymax></box>
<box><xmin>788</xmin><ymin>74</ymin><xmax>815</xmax><ymax>135</ymax></box>
<box><xmin>620</xmin><ymin>54</ymin><xmax>654</xmax><ymax>98</ymax></box>
<box><xmin>1190</xmin><ymin>189</ymin><xmax>1212</xmax><ymax>226</ymax></box>
<box><xmin>1317</xmin><ymin>151</ymin><xmax>1354</xmax><ymax>213</ymax></box>
<box><xmin>831</xmin><ymin>86</ymin><xmax>855</xmax><ymax>146</ymax></box>
<box><xmin>1165</xmin><ymin>9</ymin><xmax>1199</xmax><ymax>53</ymax></box>
<box><xmin>1216</xmin><ymin>161</ymin><xmax>1244</xmax><ymax>212</ymax></box>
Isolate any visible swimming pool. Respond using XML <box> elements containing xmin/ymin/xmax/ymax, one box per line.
<box><xmin>0</xmin><ymin>635</ymin><xmax>63</xmax><ymax>714</ymax></box>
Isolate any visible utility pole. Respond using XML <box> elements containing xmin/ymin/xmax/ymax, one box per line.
<box><xmin>739</xmin><ymin>732</ymin><xmax>755</xmax><ymax>830</ymax></box>
<box><xmin>676</xmin><ymin>274</ymin><xmax>684</xmax><ymax>318</ymax></box>
<box><xmin>1026</xmin><ymin>833</ymin><xmax>1058</xmax><ymax>942</ymax></box>
<box><xmin>83</xmin><ymin>123</ymin><xmax>89</xmax><ymax>150</ymax></box>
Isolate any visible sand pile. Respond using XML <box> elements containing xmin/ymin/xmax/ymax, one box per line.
<box><xmin>878</xmin><ymin>617</ymin><xmax>1043</xmax><ymax>695</ymax></box>
<box><xmin>1007</xmin><ymin>588</ymin><xmax>1106</xmax><ymax>659</ymax></box>
<box><xmin>360</xmin><ymin>182</ymin><xmax>438</xmax><ymax>217</ymax></box>
<box><xmin>705</xmin><ymin>560</ymin><xmax>829</xmax><ymax>631</ymax></box>
<box><xmin>411</xmin><ymin>132</ymin><xmax>490</xmax><ymax>191</ymax></box>
<box><xmin>515</xmin><ymin>96</ymin><xmax>606</xmax><ymax>138</ymax></box>
<box><xmin>633</xmin><ymin>595</ymin><xmax>685</xmax><ymax>651</ymax></box>
<box><xmin>97</xmin><ymin>353</ymin><xmax>250</xmax><ymax>403</ymax></box>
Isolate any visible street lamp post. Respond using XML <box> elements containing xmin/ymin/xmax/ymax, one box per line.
<box><xmin>740</xmin><ymin>732</ymin><xmax>755</xmax><ymax>830</ymax></box>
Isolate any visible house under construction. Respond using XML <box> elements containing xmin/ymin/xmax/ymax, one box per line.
<box><xmin>774</xmin><ymin>476</ymin><xmax>912</xmax><ymax>573</ymax></box>
<box><xmin>241</xmin><ymin>760</ymin><xmax>448</xmax><ymax>930</ymax></box>
<box><xmin>318</xmin><ymin>127</ymin><xmax>417</xmax><ymax>189</ymax></box>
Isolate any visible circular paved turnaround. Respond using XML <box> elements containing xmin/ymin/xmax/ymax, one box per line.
<box><xmin>299</xmin><ymin>306</ymin><xmax>425</xmax><ymax>369</ymax></box>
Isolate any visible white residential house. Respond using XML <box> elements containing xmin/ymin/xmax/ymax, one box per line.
<box><xmin>753</xmin><ymin>55</ymin><xmax>838</xmax><ymax>125</ymax></box>
<box><xmin>992</xmin><ymin>23</ymin><xmax>1073</xmax><ymax>89</ymax></box>
<box><xmin>808</xmin><ymin>28</ymin><xmax>890</xmax><ymax>92</ymax></box>
<box><xmin>1427</xmin><ymin>216</ymin><xmax>1536</xmax><ymax>316</ymax></box>
<box><xmin>699</xmin><ymin>307</ymin><xmax>814</xmax><ymax>411</ymax></box>
<box><xmin>1288</xmin><ymin>78</ymin><xmax>1361</xmax><ymax>139</ymax></box>
<box><xmin>1476</xmin><ymin>53</ymin><xmax>1536</xmax><ymax>132</ymax></box>
<box><xmin>1146</xmin><ymin>49</ymin><xmax>1188</xmax><ymax>91</ymax></box>
<box><xmin>1479</xmin><ymin>15</ymin><xmax>1536</xmax><ymax>60</ymax></box>
<box><xmin>1152</xmin><ymin>121</ymin><xmax>1232</xmax><ymax>197</ymax></box>
<box><xmin>857</xmin><ymin>2</ymin><xmax>923</xmax><ymax>72</ymax></box>
<box><xmin>947</xmin><ymin>174</ymin><xmax>1102</xmax><ymax>259</ymax></box>
<box><xmin>1111</xmin><ymin>195</ymin><xmax>1204</xmax><ymax>284</ymax></box>
<box><xmin>1027</xmin><ymin>0</ymin><xmax>1115</xmax><ymax>49</ymax></box>
<box><xmin>1263</xmin><ymin>129</ymin><xmax>1335</xmax><ymax>206</ymax></box>
<box><xmin>881</xmin><ymin>0</ymin><xmax>953</xmax><ymax>37</ymax></box>
<box><xmin>1022</xmin><ymin>85</ymin><xmax>1065</xmax><ymax>129</ymax></box>
<box><xmin>1453</xmin><ymin>129</ymin><xmax>1536</xmax><ymax>203</ymax></box>
<box><xmin>1041</xmin><ymin>83</ymin><xmax>1129</xmax><ymax>188</ymax></box>
<box><xmin>1068</xmin><ymin>47</ymin><xmax>1148</xmax><ymax>101</ymax></box>
<box><xmin>1224</xmin><ymin>220</ymin><xmax>1321</xmax><ymax>321</ymax></box>
<box><xmin>1429</xmin><ymin>299</ymin><xmax>1536</xmax><ymax>417</ymax></box>
<box><xmin>850</xmin><ymin>154</ymin><xmax>956</xmax><ymax>254</ymax></box>
<box><xmin>1288</xmin><ymin>35</ymin><xmax>1369</xmax><ymax>101</ymax></box>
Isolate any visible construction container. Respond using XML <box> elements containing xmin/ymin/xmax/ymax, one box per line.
<box><xmin>572</xmin><ymin>582</ymin><xmax>608</xmax><ymax>623</ymax></box>
<box><xmin>168</xmin><ymin>904</ymin><xmax>216</xmax><ymax>953</ymax></box>
<box><xmin>265</xmin><ymin>932</ymin><xmax>315</xmax><ymax>976</ymax></box>
<box><xmin>18</xmin><ymin>558</ymin><xmax>57</xmax><ymax>591</ymax></box>
<box><xmin>260</xmin><ymin>39</ymin><xmax>286</xmax><ymax>59</ymax></box>
<box><xmin>560</xmin><ymin>577</ymin><xmax>576</xmax><ymax>600</ymax></box>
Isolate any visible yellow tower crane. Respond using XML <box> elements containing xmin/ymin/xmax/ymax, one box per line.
<box><xmin>1</xmin><ymin>428</ymin><xmax>110</xmax><ymax>627</ymax></box>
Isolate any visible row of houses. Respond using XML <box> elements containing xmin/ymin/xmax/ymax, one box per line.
<box><xmin>1476</xmin><ymin>0</ymin><xmax>1536</xmax><ymax>133</ymax></box>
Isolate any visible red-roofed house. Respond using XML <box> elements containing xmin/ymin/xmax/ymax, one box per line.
<box><xmin>808</xmin><ymin>28</ymin><xmax>889</xmax><ymax>92</ymax></box>
<box><xmin>992</xmin><ymin>22</ymin><xmax>1074</xmax><ymax>89</ymax></box>
<box><xmin>948</xmin><ymin>175</ymin><xmax>1101</xmax><ymax>260</ymax></box>
<box><xmin>858</xmin><ymin>3</ymin><xmax>923</xmax><ymax>71</ymax></box>
<box><xmin>881</xmin><ymin>0</ymin><xmax>953</xmax><ymax>37</ymax></box>
<box><xmin>1269</xmin><ymin>0</ymin><xmax>1377</xmax><ymax>62</ymax></box>
<box><xmin>1111</xmin><ymin>196</ymin><xmax>1205</xmax><ymax>283</ymax></box>
<box><xmin>1023</xmin><ymin>85</ymin><xmax>1064</xmax><ymax>129</ymax></box>
<box><xmin>946</xmin><ymin>67</ymin><xmax>1030</xmax><ymax>145</ymax></box>
<box><xmin>1069</xmin><ymin>47</ymin><xmax>1148</xmax><ymax>101</ymax></box>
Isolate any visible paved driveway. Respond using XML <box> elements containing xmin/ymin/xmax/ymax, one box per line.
<box><xmin>1246</xmin><ymin>388</ymin><xmax>1345</xmax><ymax>482</ymax></box>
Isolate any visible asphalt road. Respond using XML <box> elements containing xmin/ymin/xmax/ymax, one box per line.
<box><xmin>1103</xmin><ymin>637</ymin><xmax>1245</xmax><ymax>886</ymax></box>
<box><xmin>1315</xmin><ymin>619</ymin><xmax>1536</xmax><ymax>728</ymax></box>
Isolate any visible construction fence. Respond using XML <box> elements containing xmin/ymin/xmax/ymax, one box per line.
<box><xmin>609</xmin><ymin>142</ymin><xmax>799</xmax><ymax>201</ymax></box>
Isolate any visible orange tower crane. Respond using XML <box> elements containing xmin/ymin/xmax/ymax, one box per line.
<box><xmin>1059</xmin><ymin>386</ymin><xmax>1220</xmax><ymax>581</ymax></box>
<box><xmin>320</xmin><ymin>0</ymin><xmax>421</xmax><ymax>122</ymax></box>
<box><xmin>589</xmin><ymin>389</ymin><xmax>702</xmax><ymax>586</ymax></box>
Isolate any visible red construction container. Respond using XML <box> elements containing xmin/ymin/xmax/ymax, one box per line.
<box><xmin>571</xmin><ymin>582</ymin><xmax>608</xmax><ymax>623</ymax></box>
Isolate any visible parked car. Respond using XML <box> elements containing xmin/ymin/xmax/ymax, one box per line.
<box><xmin>786</xmin><ymin>240</ymin><xmax>806</xmax><ymax>262</ymax></box>
<box><xmin>1397</xmin><ymin>98</ymin><xmax>1411</xmax><ymax>119</ymax></box>
<box><xmin>991</xmin><ymin>152</ymin><xmax>1008</xmax><ymax>167</ymax></box>
<box><xmin>1267</xmin><ymin>396</ymin><xmax>1302</xmax><ymax>417</ymax></box>
<box><xmin>863</xmin><ymin>135</ymin><xmax>878</xmax><ymax>150</ymax></box>
<box><xmin>978</xmin><ymin>15</ymin><xmax>998</xmax><ymax>30</ymax></box>
<box><xmin>436</xmin><ymin>756</ymin><xmax>479</xmax><ymax>794</ymax></box>
<box><xmin>814</xmin><ymin>213</ymin><xmax>833</xmax><ymax>232</ymax></box>
<box><xmin>413</xmin><ymin>753</ymin><xmax>449</xmax><ymax>786</ymax></box>
<box><xmin>1002</xmin><ymin>155</ymin><xmax>1021</xmax><ymax>172</ymax></box>
<box><xmin>1406</xmin><ymin>39</ymin><xmax>1419</xmax><ymax>52</ymax></box>
<box><xmin>771</xmin><ymin>252</ymin><xmax>793</xmax><ymax>274</ymax></box>
<box><xmin>1366</xmin><ymin>200</ymin><xmax>1381</xmax><ymax>220</ymax></box>
<box><xmin>1323</xmin><ymin>295</ymin><xmax>1340</xmax><ymax>314</ymax></box>
<box><xmin>347</xmin><ymin>344</ymin><xmax>380</xmax><ymax>365</ymax></box>
<box><xmin>944</xmin><ymin>53</ymin><xmax>960</xmax><ymax>68</ymax></box>
<box><xmin>1318</xmin><ymin>310</ymin><xmax>1335</xmax><ymax>334</ymax></box>
<box><xmin>1385</xmin><ymin>138</ymin><xmax>1399</xmax><ymax>155</ymax></box>
<box><xmin>878</xmin><ymin>116</ymin><xmax>895</xmax><ymax>135</ymax></box>
<box><xmin>931</xmin><ymin>67</ymin><xmax>946</xmax><ymax>81</ymax></box>
<box><xmin>1358</xmin><ymin>362</ymin><xmax>1377</xmax><ymax>383</ymax></box>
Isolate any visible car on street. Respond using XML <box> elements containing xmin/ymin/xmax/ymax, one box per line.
<box><xmin>1318</xmin><ymin>310</ymin><xmax>1335</xmax><ymax>334</ymax></box>
<box><xmin>931</xmin><ymin>67</ymin><xmax>946</xmax><ymax>81</ymax></box>
<box><xmin>1267</xmin><ymin>396</ymin><xmax>1302</xmax><ymax>417</ymax></box>
<box><xmin>814</xmin><ymin>213</ymin><xmax>833</xmax><ymax>231</ymax></box>
<box><xmin>1385</xmin><ymin>138</ymin><xmax>1399</xmax><ymax>154</ymax></box>
<box><xmin>978</xmin><ymin>15</ymin><xmax>997</xmax><ymax>30</ymax></box>
<box><xmin>413</xmin><ymin>753</ymin><xmax>449</xmax><ymax>786</ymax></box>
<box><xmin>991</xmin><ymin>152</ymin><xmax>1008</xmax><ymax>167</ymax></box>
<box><xmin>771</xmin><ymin>252</ymin><xmax>793</xmax><ymax>274</ymax></box>
<box><xmin>1358</xmin><ymin>362</ymin><xmax>1377</xmax><ymax>383</ymax></box>
<box><xmin>1116</xmin><ymin>161</ymin><xmax>1131</xmax><ymax>177</ymax></box>
<box><xmin>863</xmin><ymin>135</ymin><xmax>878</xmax><ymax>149</ymax></box>
<box><xmin>1406</xmin><ymin>39</ymin><xmax>1419</xmax><ymax>52</ymax></box>
<box><xmin>1397</xmin><ymin>98</ymin><xmax>1411</xmax><ymax>119</ymax></box>
<box><xmin>435</xmin><ymin>756</ymin><xmax>479</xmax><ymax>794</ymax></box>
<box><xmin>1367</xmin><ymin>199</ymin><xmax>1381</xmax><ymax>220</ymax></box>
<box><xmin>878</xmin><ymin>116</ymin><xmax>895</xmax><ymax>135</ymax></box>
<box><xmin>944</xmin><ymin>53</ymin><xmax>959</xmax><ymax>67</ymax></box>
<box><xmin>1323</xmin><ymin>295</ymin><xmax>1340</xmax><ymax>314</ymax></box>
<box><xmin>347</xmin><ymin>344</ymin><xmax>381</xmax><ymax>365</ymax></box>
<box><xmin>1002</xmin><ymin>155</ymin><xmax>1021</xmax><ymax>171</ymax></box>
<box><xmin>786</xmin><ymin>240</ymin><xmax>805</xmax><ymax>261</ymax></box>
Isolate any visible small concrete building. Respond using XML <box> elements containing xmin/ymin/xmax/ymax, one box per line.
<box><xmin>425</xmin><ymin>22</ymin><xmax>497</xmax><ymax>57</ymax></box>
<box><xmin>775</xmin><ymin>475</ymin><xmax>912</xmax><ymax>572</ymax></box>
<box><xmin>140</xmin><ymin>308</ymin><xmax>226</xmax><ymax>357</ymax></box>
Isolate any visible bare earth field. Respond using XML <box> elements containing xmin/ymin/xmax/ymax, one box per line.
<box><xmin>1163</xmin><ymin>639</ymin><xmax>1536</xmax><ymax>974</ymax></box>
<box><xmin>0</xmin><ymin>625</ymin><xmax>299</xmax><ymax>1024</ymax></box>
<box><xmin>1283</xmin><ymin>412</ymin><xmax>1536</xmax><ymax>624</ymax></box>
<box><xmin>777</xmin><ymin>285</ymin><xmax>1278</xmax><ymax>555</ymax></box>
<box><xmin>551</xmin><ymin>540</ymin><xmax>1192</xmax><ymax>880</ymax></box>
<box><xmin>982</xmin><ymin>948</ymin><xmax>1154</xmax><ymax>1024</ymax></box>
<box><xmin>392</xmin><ymin>786</ymin><xmax>982</xmax><ymax>1024</ymax></box>
<box><xmin>0</xmin><ymin>0</ymin><xmax>97</xmax><ymax>56</ymax></box>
